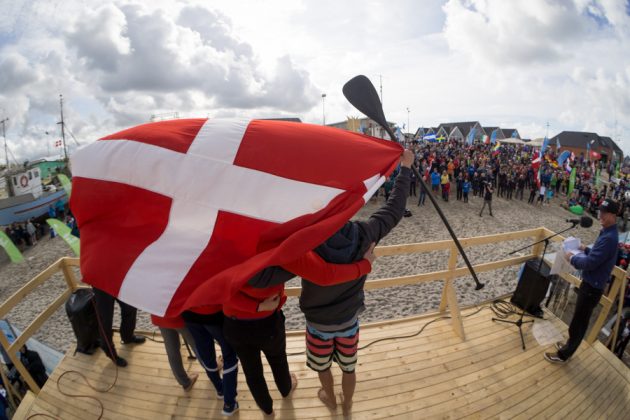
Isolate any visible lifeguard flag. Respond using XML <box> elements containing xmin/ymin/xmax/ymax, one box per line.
<box><xmin>70</xmin><ymin>119</ymin><xmax>402</xmax><ymax>317</ymax></box>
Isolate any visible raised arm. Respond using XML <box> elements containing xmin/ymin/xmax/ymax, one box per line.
<box><xmin>362</xmin><ymin>150</ymin><xmax>413</xmax><ymax>243</ymax></box>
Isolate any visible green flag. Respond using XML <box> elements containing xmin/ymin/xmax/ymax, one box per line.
<box><xmin>56</xmin><ymin>174</ymin><xmax>72</xmax><ymax>198</ymax></box>
<box><xmin>615</xmin><ymin>162</ymin><xmax>620</xmax><ymax>179</ymax></box>
<box><xmin>46</xmin><ymin>219</ymin><xmax>80</xmax><ymax>256</ymax></box>
<box><xmin>568</xmin><ymin>167</ymin><xmax>577</xmax><ymax>197</ymax></box>
<box><xmin>0</xmin><ymin>231</ymin><xmax>24</xmax><ymax>263</ymax></box>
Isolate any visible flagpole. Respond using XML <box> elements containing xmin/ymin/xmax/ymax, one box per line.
<box><xmin>58</xmin><ymin>94</ymin><xmax>68</xmax><ymax>162</ymax></box>
<box><xmin>1</xmin><ymin>117</ymin><xmax>8</xmax><ymax>169</ymax></box>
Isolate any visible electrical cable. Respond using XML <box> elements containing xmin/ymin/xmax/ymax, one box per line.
<box><xmin>489</xmin><ymin>299</ymin><xmax>521</xmax><ymax>319</ymax></box>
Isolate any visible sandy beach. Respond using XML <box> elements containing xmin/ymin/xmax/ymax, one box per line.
<box><xmin>0</xmin><ymin>191</ymin><xmax>604</xmax><ymax>353</ymax></box>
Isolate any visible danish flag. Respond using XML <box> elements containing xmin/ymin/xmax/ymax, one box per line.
<box><xmin>531</xmin><ymin>151</ymin><xmax>542</xmax><ymax>188</ymax></box>
<box><xmin>70</xmin><ymin>119</ymin><xmax>402</xmax><ymax>316</ymax></box>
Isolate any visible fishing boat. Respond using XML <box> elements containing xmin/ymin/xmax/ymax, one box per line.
<box><xmin>0</xmin><ymin>165</ymin><xmax>68</xmax><ymax>225</ymax></box>
<box><xmin>1</xmin><ymin>227</ymin><xmax>628</xmax><ymax>419</ymax></box>
<box><xmin>0</xmin><ymin>95</ymin><xmax>71</xmax><ymax>225</ymax></box>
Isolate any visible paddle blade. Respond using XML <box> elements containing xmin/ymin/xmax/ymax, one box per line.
<box><xmin>342</xmin><ymin>75</ymin><xmax>388</xmax><ymax>128</ymax></box>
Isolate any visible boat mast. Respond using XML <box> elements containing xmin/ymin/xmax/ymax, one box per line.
<box><xmin>0</xmin><ymin>117</ymin><xmax>8</xmax><ymax>169</ymax></box>
<box><xmin>57</xmin><ymin>94</ymin><xmax>68</xmax><ymax>162</ymax></box>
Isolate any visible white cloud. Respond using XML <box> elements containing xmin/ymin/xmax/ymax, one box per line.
<box><xmin>0</xmin><ymin>0</ymin><xmax>628</xmax><ymax>162</ymax></box>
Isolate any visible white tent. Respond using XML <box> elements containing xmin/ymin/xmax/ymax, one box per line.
<box><xmin>499</xmin><ymin>137</ymin><xmax>526</xmax><ymax>144</ymax></box>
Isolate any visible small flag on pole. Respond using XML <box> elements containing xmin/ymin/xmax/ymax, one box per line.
<box><xmin>467</xmin><ymin>127</ymin><xmax>476</xmax><ymax>145</ymax></box>
<box><xmin>490</xmin><ymin>128</ymin><xmax>498</xmax><ymax>145</ymax></box>
<box><xmin>541</xmin><ymin>136</ymin><xmax>549</xmax><ymax>155</ymax></box>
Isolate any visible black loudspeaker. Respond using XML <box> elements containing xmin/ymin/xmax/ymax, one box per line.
<box><xmin>65</xmin><ymin>288</ymin><xmax>100</xmax><ymax>355</ymax></box>
<box><xmin>510</xmin><ymin>258</ymin><xmax>551</xmax><ymax>317</ymax></box>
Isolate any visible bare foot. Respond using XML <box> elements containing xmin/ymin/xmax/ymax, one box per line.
<box><xmin>318</xmin><ymin>388</ymin><xmax>337</xmax><ymax>410</ymax></box>
<box><xmin>283</xmin><ymin>373</ymin><xmax>298</xmax><ymax>398</ymax></box>
<box><xmin>339</xmin><ymin>392</ymin><xmax>353</xmax><ymax>417</ymax></box>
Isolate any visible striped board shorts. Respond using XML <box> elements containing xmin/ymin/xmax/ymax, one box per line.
<box><xmin>305</xmin><ymin>321</ymin><xmax>359</xmax><ymax>373</ymax></box>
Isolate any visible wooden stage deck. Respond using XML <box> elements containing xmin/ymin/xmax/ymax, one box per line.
<box><xmin>14</xmin><ymin>305</ymin><xmax>630</xmax><ymax>419</ymax></box>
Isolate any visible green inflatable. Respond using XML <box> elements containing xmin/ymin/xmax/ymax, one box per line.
<box><xmin>569</xmin><ymin>205</ymin><xmax>584</xmax><ymax>215</ymax></box>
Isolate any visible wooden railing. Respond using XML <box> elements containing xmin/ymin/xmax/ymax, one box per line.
<box><xmin>0</xmin><ymin>226</ymin><xmax>626</xmax><ymax>403</ymax></box>
<box><xmin>0</xmin><ymin>258</ymin><xmax>83</xmax><ymax>406</ymax></box>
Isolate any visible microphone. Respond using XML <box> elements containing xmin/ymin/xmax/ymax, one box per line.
<box><xmin>566</xmin><ymin>216</ymin><xmax>593</xmax><ymax>228</ymax></box>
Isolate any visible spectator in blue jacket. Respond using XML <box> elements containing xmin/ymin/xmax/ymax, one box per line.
<box><xmin>430</xmin><ymin>168</ymin><xmax>440</xmax><ymax>194</ymax></box>
<box><xmin>462</xmin><ymin>177</ymin><xmax>471</xmax><ymax>203</ymax></box>
<box><xmin>545</xmin><ymin>198</ymin><xmax>619</xmax><ymax>364</ymax></box>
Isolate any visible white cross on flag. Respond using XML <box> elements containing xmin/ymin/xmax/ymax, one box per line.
<box><xmin>70</xmin><ymin>118</ymin><xmax>402</xmax><ymax>317</ymax></box>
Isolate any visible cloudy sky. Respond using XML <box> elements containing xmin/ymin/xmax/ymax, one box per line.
<box><xmin>1</xmin><ymin>0</ymin><xmax>629</xmax><ymax>162</ymax></box>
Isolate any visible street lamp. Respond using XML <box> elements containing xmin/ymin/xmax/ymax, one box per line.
<box><xmin>321</xmin><ymin>93</ymin><xmax>326</xmax><ymax>125</ymax></box>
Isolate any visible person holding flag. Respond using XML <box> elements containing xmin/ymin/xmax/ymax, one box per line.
<box><xmin>299</xmin><ymin>150</ymin><xmax>413</xmax><ymax>415</ymax></box>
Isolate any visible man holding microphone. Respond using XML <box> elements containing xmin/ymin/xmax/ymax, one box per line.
<box><xmin>545</xmin><ymin>198</ymin><xmax>619</xmax><ymax>364</ymax></box>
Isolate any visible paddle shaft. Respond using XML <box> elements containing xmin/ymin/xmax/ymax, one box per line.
<box><xmin>341</xmin><ymin>75</ymin><xmax>483</xmax><ymax>290</ymax></box>
<box><xmin>385</xmin><ymin>127</ymin><xmax>484</xmax><ymax>290</ymax></box>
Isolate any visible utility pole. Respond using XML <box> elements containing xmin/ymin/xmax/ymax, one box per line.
<box><xmin>378</xmin><ymin>74</ymin><xmax>383</xmax><ymax>105</ymax></box>
<box><xmin>1</xmin><ymin>117</ymin><xmax>8</xmax><ymax>169</ymax></box>
<box><xmin>545</xmin><ymin>121</ymin><xmax>549</xmax><ymax>138</ymax></box>
<box><xmin>57</xmin><ymin>94</ymin><xmax>68</xmax><ymax>161</ymax></box>
<box><xmin>321</xmin><ymin>93</ymin><xmax>326</xmax><ymax>125</ymax></box>
<box><xmin>407</xmin><ymin>107</ymin><xmax>410</xmax><ymax>136</ymax></box>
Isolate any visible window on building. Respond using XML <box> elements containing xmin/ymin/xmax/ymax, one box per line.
<box><xmin>34</xmin><ymin>170</ymin><xmax>39</xmax><ymax>178</ymax></box>
<box><xmin>13</xmin><ymin>177</ymin><xmax>17</xmax><ymax>186</ymax></box>
<box><xmin>28</xmin><ymin>171</ymin><xmax>33</xmax><ymax>180</ymax></box>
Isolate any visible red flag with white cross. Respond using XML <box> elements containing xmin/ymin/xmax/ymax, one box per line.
<box><xmin>70</xmin><ymin>119</ymin><xmax>402</xmax><ymax>317</ymax></box>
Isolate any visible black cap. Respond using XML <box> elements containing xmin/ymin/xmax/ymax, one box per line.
<box><xmin>599</xmin><ymin>198</ymin><xmax>620</xmax><ymax>214</ymax></box>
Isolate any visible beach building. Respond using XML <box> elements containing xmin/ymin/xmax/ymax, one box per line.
<box><xmin>414</xmin><ymin>127</ymin><xmax>437</xmax><ymax>139</ymax></box>
<box><xmin>440</xmin><ymin>121</ymin><xmax>485</xmax><ymax>142</ymax></box>
<box><xmin>28</xmin><ymin>158</ymin><xmax>66</xmax><ymax>184</ymax></box>
<box><xmin>549</xmin><ymin>131</ymin><xmax>623</xmax><ymax>163</ymax></box>
<box><xmin>501</xmin><ymin>128</ymin><xmax>521</xmax><ymax>139</ymax></box>
<box><xmin>483</xmin><ymin>127</ymin><xmax>506</xmax><ymax>142</ymax></box>
<box><xmin>327</xmin><ymin>117</ymin><xmax>396</xmax><ymax>139</ymax></box>
<box><xmin>414</xmin><ymin>122</ymin><xmax>523</xmax><ymax>144</ymax></box>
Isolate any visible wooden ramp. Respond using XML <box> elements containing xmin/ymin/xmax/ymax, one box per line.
<box><xmin>15</xmin><ymin>307</ymin><xmax>630</xmax><ymax>419</ymax></box>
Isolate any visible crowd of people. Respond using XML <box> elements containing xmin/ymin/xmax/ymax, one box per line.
<box><xmin>382</xmin><ymin>138</ymin><xmax>630</xmax><ymax>223</ymax></box>
<box><xmin>2</xmin><ymin>200</ymin><xmax>77</xmax><ymax>255</ymax></box>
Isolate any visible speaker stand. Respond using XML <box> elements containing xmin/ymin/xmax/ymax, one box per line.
<box><xmin>492</xmin><ymin>311</ymin><xmax>534</xmax><ymax>350</ymax></box>
<box><xmin>495</xmin><ymin>237</ymin><xmax>554</xmax><ymax>350</ymax></box>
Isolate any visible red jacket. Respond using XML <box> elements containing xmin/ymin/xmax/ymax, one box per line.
<box><xmin>223</xmin><ymin>251</ymin><xmax>371</xmax><ymax>320</ymax></box>
<box><xmin>151</xmin><ymin>314</ymin><xmax>185</xmax><ymax>329</ymax></box>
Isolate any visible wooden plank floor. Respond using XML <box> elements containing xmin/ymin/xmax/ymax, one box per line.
<box><xmin>15</xmin><ymin>306</ymin><xmax>630</xmax><ymax>419</ymax></box>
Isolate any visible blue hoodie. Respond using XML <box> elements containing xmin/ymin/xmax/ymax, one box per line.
<box><xmin>570</xmin><ymin>224</ymin><xmax>618</xmax><ymax>290</ymax></box>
